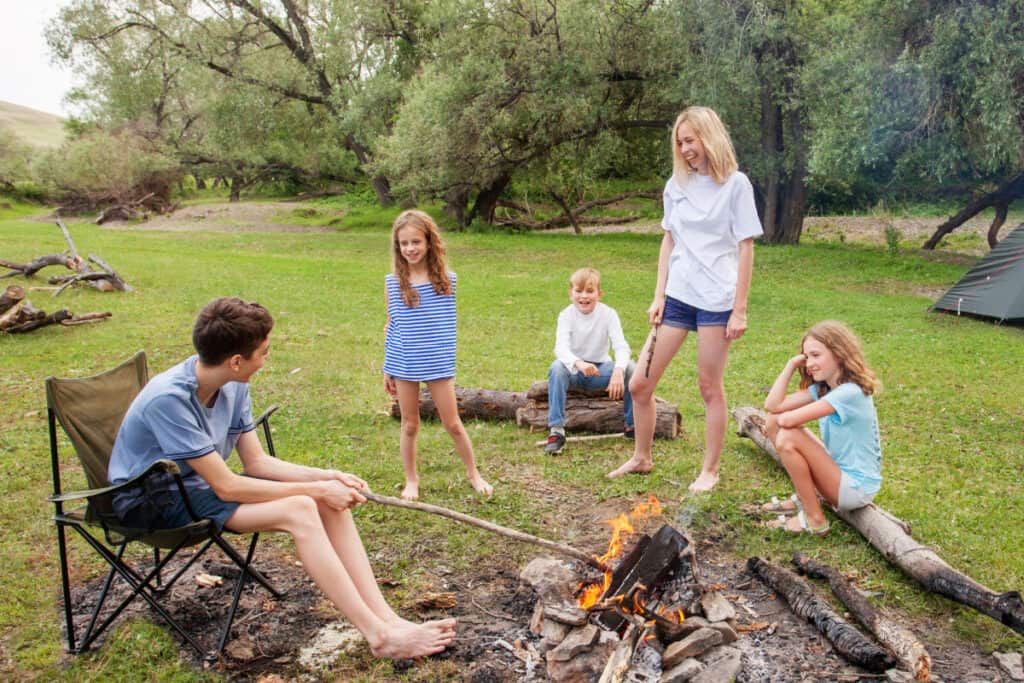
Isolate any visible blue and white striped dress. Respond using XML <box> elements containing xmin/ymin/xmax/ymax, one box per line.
<box><xmin>383</xmin><ymin>272</ymin><xmax>457</xmax><ymax>381</ymax></box>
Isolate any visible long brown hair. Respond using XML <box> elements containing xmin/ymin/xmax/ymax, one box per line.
<box><xmin>798</xmin><ymin>321</ymin><xmax>881</xmax><ymax>396</ymax></box>
<box><xmin>392</xmin><ymin>209</ymin><xmax>452</xmax><ymax>307</ymax></box>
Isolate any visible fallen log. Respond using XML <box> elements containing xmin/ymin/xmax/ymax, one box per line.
<box><xmin>56</xmin><ymin>219</ymin><xmax>115</xmax><ymax>292</ymax></box>
<box><xmin>59</xmin><ymin>312</ymin><xmax>113</xmax><ymax>326</ymax></box>
<box><xmin>361</xmin><ymin>491</ymin><xmax>609</xmax><ymax>573</ymax></box>
<box><xmin>1</xmin><ymin>254</ymin><xmax>72</xmax><ymax>279</ymax></box>
<box><xmin>4</xmin><ymin>308</ymin><xmax>72</xmax><ymax>333</ymax></box>
<box><xmin>0</xmin><ymin>285</ymin><xmax>25</xmax><ymax>314</ymax></box>
<box><xmin>389</xmin><ymin>386</ymin><xmax>528</xmax><ymax>421</ymax></box>
<box><xmin>516</xmin><ymin>395</ymin><xmax>680</xmax><ymax>439</ymax></box>
<box><xmin>747</xmin><ymin>556</ymin><xmax>895</xmax><ymax>672</ymax></box>
<box><xmin>793</xmin><ymin>552</ymin><xmax>931</xmax><ymax>681</ymax></box>
<box><xmin>733</xmin><ymin>406</ymin><xmax>1024</xmax><ymax>637</ymax></box>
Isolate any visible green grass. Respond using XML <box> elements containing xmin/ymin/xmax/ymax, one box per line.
<box><xmin>0</xmin><ymin>100</ymin><xmax>66</xmax><ymax>149</ymax></box>
<box><xmin>1</xmin><ymin>195</ymin><xmax>1022</xmax><ymax>678</ymax></box>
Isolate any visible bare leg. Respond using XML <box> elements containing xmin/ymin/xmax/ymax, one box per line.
<box><xmin>227</xmin><ymin>497</ymin><xmax>455</xmax><ymax>658</ymax></box>
<box><xmin>427</xmin><ymin>378</ymin><xmax>492</xmax><ymax>496</ymax></box>
<box><xmin>688</xmin><ymin>326</ymin><xmax>732</xmax><ymax>493</ymax></box>
<box><xmin>395</xmin><ymin>379</ymin><xmax>422</xmax><ymax>500</ymax></box>
<box><xmin>770</xmin><ymin>425</ymin><xmax>841</xmax><ymax>529</ymax></box>
<box><xmin>607</xmin><ymin>326</ymin><xmax>688</xmax><ymax>478</ymax></box>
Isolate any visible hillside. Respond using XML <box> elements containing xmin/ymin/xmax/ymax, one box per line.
<box><xmin>0</xmin><ymin>100</ymin><xmax>65</xmax><ymax>148</ymax></box>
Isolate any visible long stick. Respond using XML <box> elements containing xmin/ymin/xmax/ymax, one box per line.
<box><xmin>362</xmin><ymin>491</ymin><xmax>609</xmax><ymax>572</ymax></box>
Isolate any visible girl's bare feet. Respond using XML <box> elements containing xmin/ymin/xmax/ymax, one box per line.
<box><xmin>688</xmin><ymin>470</ymin><xmax>719</xmax><ymax>493</ymax></box>
<box><xmin>369</xmin><ymin>619</ymin><xmax>457</xmax><ymax>659</ymax></box>
<box><xmin>401</xmin><ymin>480</ymin><xmax>419</xmax><ymax>501</ymax></box>
<box><xmin>468</xmin><ymin>472</ymin><xmax>493</xmax><ymax>496</ymax></box>
<box><xmin>606</xmin><ymin>456</ymin><xmax>653</xmax><ymax>479</ymax></box>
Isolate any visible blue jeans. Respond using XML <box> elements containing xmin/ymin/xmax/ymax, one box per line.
<box><xmin>547</xmin><ymin>360</ymin><xmax>635</xmax><ymax>429</ymax></box>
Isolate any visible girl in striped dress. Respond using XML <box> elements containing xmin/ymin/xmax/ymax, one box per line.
<box><xmin>383</xmin><ymin>210</ymin><xmax>493</xmax><ymax>501</ymax></box>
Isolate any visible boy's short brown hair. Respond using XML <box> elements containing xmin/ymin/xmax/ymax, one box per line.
<box><xmin>192</xmin><ymin>298</ymin><xmax>274</xmax><ymax>365</ymax></box>
<box><xmin>569</xmin><ymin>267</ymin><xmax>601</xmax><ymax>291</ymax></box>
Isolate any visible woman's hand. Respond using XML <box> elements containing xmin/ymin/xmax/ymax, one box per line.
<box><xmin>647</xmin><ymin>295</ymin><xmax>665</xmax><ymax>325</ymax></box>
<box><xmin>383</xmin><ymin>374</ymin><xmax>396</xmax><ymax>397</ymax></box>
<box><xmin>725</xmin><ymin>310</ymin><xmax>748</xmax><ymax>340</ymax></box>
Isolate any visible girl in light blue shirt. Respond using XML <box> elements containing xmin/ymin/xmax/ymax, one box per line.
<box><xmin>761</xmin><ymin>321</ymin><xmax>882</xmax><ymax>535</ymax></box>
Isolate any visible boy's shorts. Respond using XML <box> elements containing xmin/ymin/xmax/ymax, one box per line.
<box><xmin>837</xmin><ymin>472</ymin><xmax>877</xmax><ymax>512</ymax></box>
<box><xmin>661</xmin><ymin>296</ymin><xmax>732</xmax><ymax>331</ymax></box>
<box><xmin>117</xmin><ymin>486</ymin><xmax>240</xmax><ymax>532</ymax></box>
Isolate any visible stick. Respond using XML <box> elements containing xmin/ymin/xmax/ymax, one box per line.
<box><xmin>534</xmin><ymin>432</ymin><xmax>625</xmax><ymax>447</ymax></box>
<box><xmin>88</xmin><ymin>254</ymin><xmax>133</xmax><ymax>291</ymax></box>
<box><xmin>793</xmin><ymin>552</ymin><xmax>931</xmax><ymax>681</ymax></box>
<box><xmin>361</xmin><ymin>491</ymin><xmax>609</xmax><ymax>572</ymax></box>
<box><xmin>733</xmin><ymin>406</ymin><xmax>1024</xmax><ymax>637</ymax></box>
<box><xmin>60</xmin><ymin>312</ymin><xmax>113</xmax><ymax>326</ymax></box>
<box><xmin>747</xmin><ymin>556</ymin><xmax>895</xmax><ymax>672</ymax></box>
<box><xmin>56</xmin><ymin>218</ymin><xmax>80</xmax><ymax>261</ymax></box>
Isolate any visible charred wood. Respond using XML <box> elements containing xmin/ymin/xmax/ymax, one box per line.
<box><xmin>793</xmin><ymin>552</ymin><xmax>931</xmax><ymax>681</ymax></box>
<box><xmin>747</xmin><ymin>556</ymin><xmax>895</xmax><ymax>672</ymax></box>
<box><xmin>734</xmin><ymin>406</ymin><xmax>1024</xmax><ymax>638</ymax></box>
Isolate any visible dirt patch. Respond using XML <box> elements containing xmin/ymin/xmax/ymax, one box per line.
<box><xmin>95</xmin><ymin>201</ymin><xmax>340</xmax><ymax>233</ymax></box>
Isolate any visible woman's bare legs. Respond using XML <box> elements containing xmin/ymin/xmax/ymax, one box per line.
<box><xmin>764</xmin><ymin>413</ymin><xmax>841</xmax><ymax>529</ymax></box>
<box><xmin>394</xmin><ymin>379</ymin><xmax>423</xmax><ymax>500</ymax></box>
<box><xmin>688</xmin><ymin>326</ymin><xmax>732</xmax><ymax>493</ymax></box>
<box><xmin>227</xmin><ymin>497</ymin><xmax>455</xmax><ymax>658</ymax></box>
<box><xmin>427</xmin><ymin>378</ymin><xmax>492</xmax><ymax>496</ymax></box>
<box><xmin>607</xmin><ymin>326</ymin><xmax>689</xmax><ymax>478</ymax></box>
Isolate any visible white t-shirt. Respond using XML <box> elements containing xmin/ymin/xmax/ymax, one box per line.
<box><xmin>553</xmin><ymin>302</ymin><xmax>631</xmax><ymax>373</ymax></box>
<box><xmin>661</xmin><ymin>172</ymin><xmax>763</xmax><ymax>311</ymax></box>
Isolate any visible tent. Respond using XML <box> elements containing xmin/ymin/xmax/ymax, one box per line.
<box><xmin>933</xmin><ymin>223</ymin><xmax>1024</xmax><ymax>323</ymax></box>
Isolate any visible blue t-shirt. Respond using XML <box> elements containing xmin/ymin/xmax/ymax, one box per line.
<box><xmin>810</xmin><ymin>382</ymin><xmax>882</xmax><ymax>493</ymax></box>
<box><xmin>108</xmin><ymin>355</ymin><xmax>255</xmax><ymax>516</ymax></box>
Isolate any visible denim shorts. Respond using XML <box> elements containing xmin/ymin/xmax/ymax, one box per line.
<box><xmin>116</xmin><ymin>485</ymin><xmax>240</xmax><ymax>532</ymax></box>
<box><xmin>837</xmin><ymin>472</ymin><xmax>878</xmax><ymax>512</ymax></box>
<box><xmin>661</xmin><ymin>296</ymin><xmax>732</xmax><ymax>331</ymax></box>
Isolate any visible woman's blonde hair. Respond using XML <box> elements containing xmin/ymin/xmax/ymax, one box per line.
<box><xmin>671</xmin><ymin>106</ymin><xmax>738</xmax><ymax>187</ymax></box>
<box><xmin>798</xmin><ymin>321</ymin><xmax>881</xmax><ymax>396</ymax></box>
<box><xmin>392</xmin><ymin>209</ymin><xmax>451</xmax><ymax>307</ymax></box>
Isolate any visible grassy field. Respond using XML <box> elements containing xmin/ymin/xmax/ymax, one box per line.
<box><xmin>0</xmin><ymin>101</ymin><xmax>66</xmax><ymax>149</ymax></box>
<box><xmin>0</xmin><ymin>197</ymin><xmax>1021</xmax><ymax>680</ymax></box>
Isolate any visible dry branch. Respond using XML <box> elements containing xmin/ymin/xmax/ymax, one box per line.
<box><xmin>733</xmin><ymin>405</ymin><xmax>1024</xmax><ymax>637</ymax></box>
<box><xmin>793</xmin><ymin>552</ymin><xmax>931</xmax><ymax>681</ymax></box>
<box><xmin>747</xmin><ymin>556</ymin><xmax>895</xmax><ymax>672</ymax></box>
<box><xmin>0</xmin><ymin>285</ymin><xmax>25</xmax><ymax>314</ymax></box>
<box><xmin>361</xmin><ymin>491</ymin><xmax>608</xmax><ymax>572</ymax></box>
<box><xmin>1</xmin><ymin>254</ymin><xmax>72</xmax><ymax>279</ymax></box>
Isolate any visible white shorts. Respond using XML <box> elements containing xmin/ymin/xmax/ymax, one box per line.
<box><xmin>837</xmin><ymin>472</ymin><xmax>877</xmax><ymax>512</ymax></box>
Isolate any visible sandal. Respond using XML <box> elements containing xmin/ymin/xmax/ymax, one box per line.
<box><xmin>760</xmin><ymin>494</ymin><xmax>800</xmax><ymax>515</ymax></box>
<box><xmin>766</xmin><ymin>510</ymin><xmax>830</xmax><ymax>536</ymax></box>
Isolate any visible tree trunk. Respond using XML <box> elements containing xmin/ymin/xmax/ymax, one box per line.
<box><xmin>922</xmin><ymin>171</ymin><xmax>1024</xmax><ymax>249</ymax></box>
<box><xmin>468</xmin><ymin>174</ymin><xmax>512</xmax><ymax>225</ymax></box>
<box><xmin>733</xmin><ymin>406</ymin><xmax>1024</xmax><ymax>637</ymax></box>
<box><xmin>443</xmin><ymin>186</ymin><xmax>471</xmax><ymax>227</ymax></box>
<box><xmin>229</xmin><ymin>174</ymin><xmax>242</xmax><ymax>202</ymax></box>
<box><xmin>345</xmin><ymin>133</ymin><xmax>394</xmax><ymax>207</ymax></box>
<box><xmin>793</xmin><ymin>552</ymin><xmax>931</xmax><ymax>681</ymax></box>
<box><xmin>747</xmin><ymin>556</ymin><xmax>895</xmax><ymax>672</ymax></box>
<box><xmin>195</xmin><ymin>176</ymin><xmax>207</xmax><ymax>190</ymax></box>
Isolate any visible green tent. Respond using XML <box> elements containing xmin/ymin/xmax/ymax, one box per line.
<box><xmin>933</xmin><ymin>223</ymin><xmax>1024</xmax><ymax>323</ymax></box>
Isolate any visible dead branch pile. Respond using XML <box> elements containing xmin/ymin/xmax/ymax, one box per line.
<box><xmin>494</xmin><ymin>190</ymin><xmax>660</xmax><ymax>233</ymax></box>
<box><xmin>0</xmin><ymin>284</ymin><xmax>110</xmax><ymax>333</ymax></box>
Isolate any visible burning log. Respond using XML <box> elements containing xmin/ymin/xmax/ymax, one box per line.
<box><xmin>746</xmin><ymin>556</ymin><xmax>896</xmax><ymax>672</ymax></box>
<box><xmin>733</xmin><ymin>405</ymin><xmax>1024</xmax><ymax>638</ymax></box>
<box><xmin>361</xmin><ymin>491</ymin><xmax>609</xmax><ymax>572</ymax></box>
<box><xmin>793</xmin><ymin>552</ymin><xmax>931</xmax><ymax>681</ymax></box>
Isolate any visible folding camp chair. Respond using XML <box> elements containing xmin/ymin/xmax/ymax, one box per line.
<box><xmin>46</xmin><ymin>350</ymin><xmax>283</xmax><ymax>659</ymax></box>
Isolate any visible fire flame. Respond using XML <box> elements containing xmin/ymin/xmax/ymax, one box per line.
<box><xmin>577</xmin><ymin>496</ymin><xmax>663</xmax><ymax>609</ymax></box>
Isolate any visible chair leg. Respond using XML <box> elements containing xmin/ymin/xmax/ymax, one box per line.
<box><xmin>158</xmin><ymin>538</ymin><xmax>216</xmax><ymax>593</ymax></box>
<box><xmin>211</xmin><ymin>532</ymin><xmax>283</xmax><ymax>598</ymax></box>
<box><xmin>77</xmin><ymin>545</ymin><xmax>127</xmax><ymax>654</ymax></box>
<box><xmin>55</xmin><ymin>523</ymin><xmax>77</xmax><ymax>653</ymax></box>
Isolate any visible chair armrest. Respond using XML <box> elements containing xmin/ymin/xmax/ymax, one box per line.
<box><xmin>48</xmin><ymin>459</ymin><xmax>182</xmax><ymax>503</ymax></box>
<box><xmin>254</xmin><ymin>404</ymin><xmax>280</xmax><ymax>427</ymax></box>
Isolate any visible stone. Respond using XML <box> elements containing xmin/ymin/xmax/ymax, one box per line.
<box><xmin>530</xmin><ymin>601</ymin><xmax>545</xmax><ymax>635</ymax></box>
<box><xmin>544</xmin><ymin>601</ymin><xmax>588</xmax><ymax>626</ymax></box>
<box><xmin>661</xmin><ymin>658</ymin><xmax>704</xmax><ymax>683</ymax></box>
<box><xmin>706</xmin><ymin>620</ymin><xmax>737</xmax><ymax>644</ymax></box>
<box><xmin>692</xmin><ymin>646</ymin><xmax>742</xmax><ymax>683</ymax></box>
<box><xmin>663</xmin><ymin>628</ymin><xmax>723</xmax><ymax>668</ymax></box>
<box><xmin>658</xmin><ymin>616</ymin><xmax>710</xmax><ymax>643</ymax></box>
<box><xmin>541</xmin><ymin>617</ymin><xmax>571</xmax><ymax>647</ymax></box>
<box><xmin>521</xmin><ymin>557</ymin><xmax>577</xmax><ymax>603</ymax></box>
<box><xmin>995</xmin><ymin>652</ymin><xmax>1024</xmax><ymax>681</ymax></box>
<box><xmin>546</xmin><ymin>636</ymin><xmax>615</xmax><ymax>683</ymax></box>
<box><xmin>547</xmin><ymin>624</ymin><xmax>599</xmax><ymax>662</ymax></box>
<box><xmin>885</xmin><ymin>670</ymin><xmax>915</xmax><ymax>683</ymax></box>
<box><xmin>700</xmin><ymin>592</ymin><xmax>736</xmax><ymax>622</ymax></box>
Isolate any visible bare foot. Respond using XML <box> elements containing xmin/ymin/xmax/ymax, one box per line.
<box><xmin>606</xmin><ymin>456</ymin><xmax>653</xmax><ymax>479</ymax></box>
<box><xmin>468</xmin><ymin>472</ymin><xmax>493</xmax><ymax>497</ymax></box>
<box><xmin>401</xmin><ymin>480</ymin><xmax>419</xmax><ymax>501</ymax></box>
<box><xmin>370</xmin><ymin>619</ymin><xmax>457</xmax><ymax>659</ymax></box>
<box><xmin>688</xmin><ymin>471</ymin><xmax>719</xmax><ymax>493</ymax></box>
<box><xmin>388</xmin><ymin>615</ymin><xmax>457</xmax><ymax>636</ymax></box>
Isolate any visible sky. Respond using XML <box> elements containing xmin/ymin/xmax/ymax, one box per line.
<box><xmin>1</xmin><ymin>0</ymin><xmax>76</xmax><ymax>116</ymax></box>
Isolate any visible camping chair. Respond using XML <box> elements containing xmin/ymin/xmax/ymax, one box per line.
<box><xmin>46</xmin><ymin>350</ymin><xmax>283</xmax><ymax>660</ymax></box>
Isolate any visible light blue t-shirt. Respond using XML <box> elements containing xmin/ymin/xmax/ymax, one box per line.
<box><xmin>810</xmin><ymin>382</ymin><xmax>882</xmax><ymax>493</ymax></box>
<box><xmin>109</xmin><ymin>355</ymin><xmax>255</xmax><ymax>515</ymax></box>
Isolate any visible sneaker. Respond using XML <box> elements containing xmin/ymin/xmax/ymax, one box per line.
<box><xmin>623</xmin><ymin>427</ymin><xmax>635</xmax><ymax>440</ymax></box>
<box><xmin>544</xmin><ymin>432</ymin><xmax>566</xmax><ymax>454</ymax></box>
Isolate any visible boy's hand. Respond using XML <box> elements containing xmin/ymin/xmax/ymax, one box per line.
<box><xmin>383</xmin><ymin>374</ymin><xmax>397</xmax><ymax>397</ymax></box>
<box><xmin>327</xmin><ymin>470</ymin><xmax>367</xmax><ymax>490</ymax></box>
<box><xmin>575</xmin><ymin>360</ymin><xmax>599</xmax><ymax>377</ymax></box>
<box><xmin>320</xmin><ymin>480</ymin><xmax>367</xmax><ymax>510</ymax></box>
<box><xmin>607</xmin><ymin>368</ymin><xmax>625</xmax><ymax>400</ymax></box>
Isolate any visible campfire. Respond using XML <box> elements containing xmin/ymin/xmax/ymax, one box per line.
<box><xmin>521</xmin><ymin>497</ymin><xmax>742</xmax><ymax>682</ymax></box>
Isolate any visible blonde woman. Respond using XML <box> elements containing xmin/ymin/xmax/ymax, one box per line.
<box><xmin>761</xmin><ymin>321</ymin><xmax>883</xmax><ymax>535</ymax></box>
<box><xmin>609</xmin><ymin>106</ymin><xmax>762</xmax><ymax>491</ymax></box>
